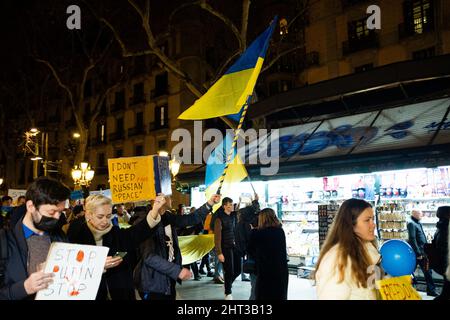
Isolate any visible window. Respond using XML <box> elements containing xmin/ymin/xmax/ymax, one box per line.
<box><xmin>135</xmin><ymin>145</ymin><xmax>144</xmax><ymax>156</ymax></box>
<box><xmin>412</xmin><ymin>0</ymin><xmax>432</xmax><ymax>34</ymax></box>
<box><xmin>97</xmin><ymin>123</ymin><xmax>106</xmax><ymax>142</ymax></box>
<box><xmin>116</xmin><ymin>118</ymin><xmax>124</xmax><ymax>133</ymax></box>
<box><xmin>403</xmin><ymin>0</ymin><xmax>433</xmax><ymax>35</ymax></box>
<box><xmin>115</xmin><ymin>149</ymin><xmax>123</xmax><ymax>158</ymax></box>
<box><xmin>412</xmin><ymin>46</ymin><xmax>435</xmax><ymax>60</ymax></box>
<box><xmin>154</xmin><ymin>72</ymin><xmax>168</xmax><ymax>97</ymax></box>
<box><xmin>114</xmin><ymin>90</ymin><xmax>125</xmax><ymax>110</ymax></box>
<box><xmin>136</xmin><ymin>112</ymin><xmax>144</xmax><ymax>128</ymax></box>
<box><xmin>97</xmin><ymin>153</ymin><xmax>106</xmax><ymax>167</ymax></box>
<box><xmin>349</xmin><ymin>18</ymin><xmax>371</xmax><ymax>41</ymax></box>
<box><xmin>133</xmin><ymin>82</ymin><xmax>144</xmax><ymax>104</ymax></box>
<box><xmin>155</xmin><ymin>105</ymin><xmax>168</xmax><ymax>129</ymax></box>
<box><xmin>355</xmin><ymin>63</ymin><xmax>374</xmax><ymax>73</ymax></box>
<box><xmin>158</xmin><ymin>140</ymin><xmax>167</xmax><ymax>151</ymax></box>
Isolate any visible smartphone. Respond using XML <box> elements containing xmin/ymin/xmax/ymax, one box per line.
<box><xmin>114</xmin><ymin>251</ymin><xmax>127</xmax><ymax>258</ymax></box>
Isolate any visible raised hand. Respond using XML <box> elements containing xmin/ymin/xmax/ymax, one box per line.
<box><xmin>208</xmin><ymin>194</ymin><xmax>221</xmax><ymax>207</ymax></box>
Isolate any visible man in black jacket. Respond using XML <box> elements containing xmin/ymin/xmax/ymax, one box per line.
<box><xmin>407</xmin><ymin>209</ymin><xmax>438</xmax><ymax>297</ymax></box>
<box><xmin>214</xmin><ymin>197</ymin><xmax>242</xmax><ymax>300</ymax></box>
<box><xmin>0</xmin><ymin>177</ymin><xmax>71</xmax><ymax>300</ymax></box>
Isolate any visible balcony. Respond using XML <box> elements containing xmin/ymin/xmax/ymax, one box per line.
<box><xmin>148</xmin><ymin>122</ymin><xmax>169</xmax><ymax>132</ymax></box>
<box><xmin>90</xmin><ymin>137</ymin><xmax>107</xmax><ymax>146</ymax></box>
<box><xmin>342</xmin><ymin>33</ymin><xmax>379</xmax><ymax>56</ymax></box>
<box><xmin>129</xmin><ymin>95</ymin><xmax>146</xmax><ymax>107</ymax></box>
<box><xmin>304</xmin><ymin>51</ymin><xmax>319</xmax><ymax>68</ymax></box>
<box><xmin>150</xmin><ymin>89</ymin><xmax>169</xmax><ymax>100</ymax></box>
<box><xmin>127</xmin><ymin>126</ymin><xmax>147</xmax><ymax>137</ymax></box>
<box><xmin>108</xmin><ymin>132</ymin><xmax>125</xmax><ymax>142</ymax></box>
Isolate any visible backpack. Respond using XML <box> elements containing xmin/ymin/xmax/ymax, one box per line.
<box><xmin>0</xmin><ymin>228</ymin><xmax>7</xmax><ymax>286</ymax></box>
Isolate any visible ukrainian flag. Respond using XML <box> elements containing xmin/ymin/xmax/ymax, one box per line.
<box><xmin>205</xmin><ymin>133</ymin><xmax>248</xmax><ymax>211</ymax></box>
<box><xmin>178</xmin><ymin>17</ymin><xmax>277</xmax><ymax>120</ymax></box>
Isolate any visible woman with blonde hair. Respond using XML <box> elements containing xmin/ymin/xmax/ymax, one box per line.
<box><xmin>67</xmin><ymin>193</ymin><xmax>165</xmax><ymax>300</ymax></box>
<box><xmin>247</xmin><ymin>208</ymin><xmax>289</xmax><ymax>300</ymax></box>
<box><xmin>314</xmin><ymin>198</ymin><xmax>380</xmax><ymax>300</ymax></box>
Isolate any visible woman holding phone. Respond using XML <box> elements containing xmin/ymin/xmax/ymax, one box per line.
<box><xmin>67</xmin><ymin>194</ymin><xmax>165</xmax><ymax>300</ymax></box>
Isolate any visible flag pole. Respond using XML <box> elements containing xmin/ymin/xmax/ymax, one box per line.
<box><xmin>216</xmin><ymin>97</ymin><xmax>251</xmax><ymax>195</ymax></box>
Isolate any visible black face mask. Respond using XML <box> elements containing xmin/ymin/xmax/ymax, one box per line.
<box><xmin>34</xmin><ymin>214</ymin><xmax>60</xmax><ymax>232</ymax></box>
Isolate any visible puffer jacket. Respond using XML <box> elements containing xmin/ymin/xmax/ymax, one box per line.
<box><xmin>134</xmin><ymin>203</ymin><xmax>210</xmax><ymax>296</ymax></box>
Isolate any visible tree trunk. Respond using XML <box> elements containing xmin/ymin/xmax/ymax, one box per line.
<box><xmin>74</xmin><ymin>128</ymin><xmax>89</xmax><ymax>165</ymax></box>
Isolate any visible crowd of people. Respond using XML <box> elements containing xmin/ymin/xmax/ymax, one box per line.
<box><xmin>0</xmin><ymin>176</ymin><xmax>288</xmax><ymax>301</ymax></box>
<box><xmin>1</xmin><ymin>176</ymin><xmax>449</xmax><ymax>300</ymax></box>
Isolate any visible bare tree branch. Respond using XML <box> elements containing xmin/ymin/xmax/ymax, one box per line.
<box><xmin>35</xmin><ymin>58</ymin><xmax>76</xmax><ymax>110</ymax></box>
<box><xmin>127</xmin><ymin>0</ymin><xmax>204</xmax><ymax>97</ymax></box>
<box><xmin>240</xmin><ymin>0</ymin><xmax>250</xmax><ymax>47</ymax></box>
<box><xmin>168</xmin><ymin>0</ymin><xmax>243</xmax><ymax>51</ymax></box>
<box><xmin>100</xmin><ymin>16</ymin><xmax>154</xmax><ymax>57</ymax></box>
<box><xmin>261</xmin><ymin>45</ymin><xmax>304</xmax><ymax>73</ymax></box>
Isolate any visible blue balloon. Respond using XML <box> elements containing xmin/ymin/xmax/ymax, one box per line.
<box><xmin>380</xmin><ymin>240</ymin><xmax>416</xmax><ymax>277</ymax></box>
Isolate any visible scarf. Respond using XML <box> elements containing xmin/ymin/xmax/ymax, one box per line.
<box><xmin>86</xmin><ymin>220</ymin><xmax>113</xmax><ymax>246</ymax></box>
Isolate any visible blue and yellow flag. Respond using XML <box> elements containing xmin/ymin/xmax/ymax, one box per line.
<box><xmin>178</xmin><ymin>17</ymin><xmax>277</xmax><ymax>120</ymax></box>
<box><xmin>205</xmin><ymin>133</ymin><xmax>248</xmax><ymax>211</ymax></box>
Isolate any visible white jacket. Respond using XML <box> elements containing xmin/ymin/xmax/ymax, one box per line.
<box><xmin>315</xmin><ymin>242</ymin><xmax>380</xmax><ymax>300</ymax></box>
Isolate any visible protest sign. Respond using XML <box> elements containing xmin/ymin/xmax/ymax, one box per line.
<box><xmin>7</xmin><ymin>189</ymin><xmax>26</xmax><ymax>204</ymax></box>
<box><xmin>108</xmin><ymin>155</ymin><xmax>171</xmax><ymax>204</ymax></box>
<box><xmin>35</xmin><ymin>242</ymin><xmax>108</xmax><ymax>300</ymax></box>
<box><xmin>376</xmin><ymin>275</ymin><xmax>422</xmax><ymax>300</ymax></box>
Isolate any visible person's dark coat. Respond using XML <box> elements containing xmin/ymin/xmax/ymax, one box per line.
<box><xmin>67</xmin><ymin>215</ymin><xmax>156</xmax><ymax>300</ymax></box>
<box><xmin>407</xmin><ymin>217</ymin><xmax>427</xmax><ymax>257</ymax></box>
<box><xmin>134</xmin><ymin>203</ymin><xmax>210</xmax><ymax>296</ymax></box>
<box><xmin>0</xmin><ymin>217</ymin><xmax>66</xmax><ymax>300</ymax></box>
<box><xmin>235</xmin><ymin>200</ymin><xmax>260</xmax><ymax>256</ymax></box>
<box><xmin>247</xmin><ymin>226</ymin><xmax>289</xmax><ymax>300</ymax></box>
<box><xmin>433</xmin><ymin>216</ymin><xmax>449</xmax><ymax>275</ymax></box>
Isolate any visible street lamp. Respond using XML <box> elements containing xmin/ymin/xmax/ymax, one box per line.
<box><xmin>71</xmin><ymin>162</ymin><xmax>95</xmax><ymax>186</ymax></box>
<box><xmin>0</xmin><ymin>178</ymin><xmax>3</xmax><ymax>186</ymax></box>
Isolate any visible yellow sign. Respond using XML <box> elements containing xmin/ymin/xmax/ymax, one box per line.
<box><xmin>376</xmin><ymin>275</ymin><xmax>422</xmax><ymax>300</ymax></box>
<box><xmin>108</xmin><ymin>155</ymin><xmax>171</xmax><ymax>204</ymax></box>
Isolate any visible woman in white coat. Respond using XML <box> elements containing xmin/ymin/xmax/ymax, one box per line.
<box><xmin>314</xmin><ymin>198</ymin><xmax>381</xmax><ymax>300</ymax></box>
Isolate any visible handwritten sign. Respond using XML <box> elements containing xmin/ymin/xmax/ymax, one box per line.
<box><xmin>7</xmin><ymin>189</ymin><xmax>26</xmax><ymax>204</ymax></box>
<box><xmin>376</xmin><ymin>275</ymin><xmax>422</xmax><ymax>300</ymax></box>
<box><xmin>108</xmin><ymin>155</ymin><xmax>171</xmax><ymax>204</ymax></box>
<box><xmin>35</xmin><ymin>242</ymin><xmax>108</xmax><ymax>300</ymax></box>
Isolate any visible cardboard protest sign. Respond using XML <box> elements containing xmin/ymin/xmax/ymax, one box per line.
<box><xmin>376</xmin><ymin>275</ymin><xmax>422</xmax><ymax>300</ymax></box>
<box><xmin>35</xmin><ymin>242</ymin><xmax>109</xmax><ymax>300</ymax></box>
<box><xmin>8</xmin><ymin>189</ymin><xmax>26</xmax><ymax>204</ymax></box>
<box><xmin>108</xmin><ymin>155</ymin><xmax>171</xmax><ymax>204</ymax></box>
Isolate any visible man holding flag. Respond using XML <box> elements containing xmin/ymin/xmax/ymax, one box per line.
<box><xmin>178</xmin><ymin>17</ymin><xmax>277</xmax><ymax>299</ymax></box>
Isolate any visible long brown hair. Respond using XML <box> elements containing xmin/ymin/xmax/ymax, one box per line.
<box><xmin>258</xmin><ymin>208</ymin><xmax>281</xmax><ymax>229</ymax></box>
<box><xmin>314</xmin><ymin>199</ymin><xmax>375</xmax><ymax>288</ymax></box>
